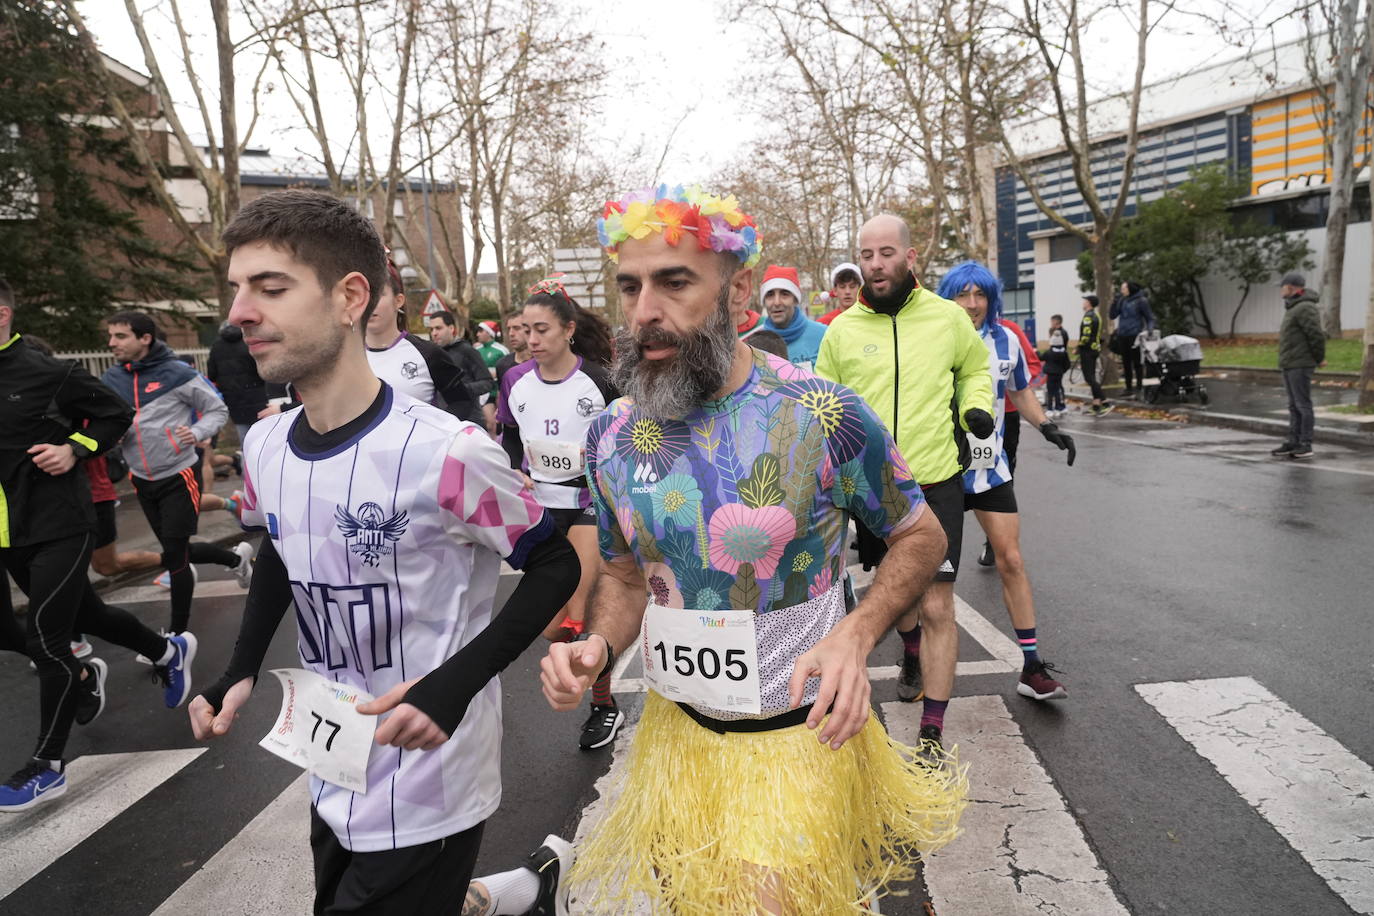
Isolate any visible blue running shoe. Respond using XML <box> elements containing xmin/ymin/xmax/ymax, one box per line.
<box><xmin>154</xmin><ymin>632</ymin><xmax>197</xmax><ymax>708</ymax></box>
<box><xmin>0</xmin><ymin>760</ymin><xmax>66</xmax><ymax>812</ymax></box>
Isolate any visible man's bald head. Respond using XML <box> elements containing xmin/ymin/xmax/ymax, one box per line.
<box><xmin>857</xmin><ymin>213</ymin><xmax>917</xmax><ymax>298</ymax></box>
<box><xmin>860</xmin><ymin>213</ymin><xmax>911</xmax><ymax>249</ymax></box>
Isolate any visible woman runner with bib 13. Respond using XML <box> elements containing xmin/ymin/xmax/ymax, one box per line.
<box><xmin>496</xmin><ymin>277</ymin><xmax>624</xmax><ymax>750</ymax></box>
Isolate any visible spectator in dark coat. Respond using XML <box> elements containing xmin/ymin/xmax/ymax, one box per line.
<box><xmin>206</xmin><ymin>322</ymin><xmax>267</xmax><ymax>445</ymax></box>
<box><xmin>1109</xmin><ymin>281</ymin><xmax>1156</xmax><ymax>396</ymax></box>
<box><xmin>1272</xmin><ymin>272</ymin><xmax>1325</xmax><ymax>460</ymax></box>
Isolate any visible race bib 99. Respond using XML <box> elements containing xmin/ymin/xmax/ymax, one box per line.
<box><xmin>641</xmin><ymin>604</ymin><xmax>761</xmax><ymax>714</ymax></box>
<box><xmin>967</xmin><ymin>431</ymin><xmax>998</xmax><ymax>471</ymax></box>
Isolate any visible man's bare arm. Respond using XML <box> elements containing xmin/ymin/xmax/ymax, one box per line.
<box><xmin>836</xmin><ymin>508</ymin><xmax>946</xmax><ymax>652</ymax></box>
<box><xmin>540</xmin><ymin>555</ymin><xmax>647</xmax><ymax>710</ymax></box>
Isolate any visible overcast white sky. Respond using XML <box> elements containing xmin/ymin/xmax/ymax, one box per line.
<box><xmin>80</xmin><ymin>0</ymin><xmax>1309</xmax><ymax>182</ymax></box>
<box><xmin>77</xmin><ymin>0</ymin><xmax>1309</xmax><ymax>276</ymax></box>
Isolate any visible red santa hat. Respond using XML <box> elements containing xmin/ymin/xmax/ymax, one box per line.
<box><xmin>759</xmin><ymin>265</ymin><xmax>802</xmax><ymax>306</ymax></box>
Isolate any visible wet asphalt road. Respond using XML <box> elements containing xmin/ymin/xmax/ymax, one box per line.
<box><xmin>2</xmin><ymin>413</ymin><xmax>1371</xmax><ymax>915</ymax></box>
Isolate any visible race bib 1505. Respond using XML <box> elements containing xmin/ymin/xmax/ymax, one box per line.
<box><xmin>260</xmin><ymin>668</ymin><xmax>377</xmax><ymax>794</ymax></box>
<box><xmin>640</xmin><ymin>604</ymin><xmax>761</xmax><ymax>714</ymax></box>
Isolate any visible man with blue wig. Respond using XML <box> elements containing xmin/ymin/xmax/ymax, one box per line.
<box><xmin>937</xmin><ymin>261</ymin><xmax>1075</xmax><ymax>701</ymax></box>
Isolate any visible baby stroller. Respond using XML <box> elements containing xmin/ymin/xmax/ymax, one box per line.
<box><xmin>1138</xmin><ymin>331</ymin><xmax>1208</xmax><ymax>405</ymax></box>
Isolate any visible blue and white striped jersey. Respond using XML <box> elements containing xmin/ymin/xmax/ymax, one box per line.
<box><xmin>962</xmin><ymin>324</ymin><xmax>1030</xmax><ymax>495</ymax></box>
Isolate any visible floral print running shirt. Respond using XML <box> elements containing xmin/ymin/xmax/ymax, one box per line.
<box><xmin>586</xmin><ymin>350</ymin><xmax>927</xmax><ymax>716</ymax></box>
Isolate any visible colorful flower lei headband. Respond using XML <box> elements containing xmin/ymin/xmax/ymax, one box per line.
<box><xmin>596</xmin><ymin>184</ymin><xmax>763</xmax><ymax>268</ymax></box>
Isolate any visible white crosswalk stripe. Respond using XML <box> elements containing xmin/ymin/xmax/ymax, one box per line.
<box><xmin>0</xmin><ymin>749</ymin><xmax>204</xmax><ymax>896</ymax></box>
<box><xmin>151</xmin><ymin>775</ymin><xmax>313</xmax><ymax>916</ymax></box>
<box><xmin>1138</xmin><ymin>676</ymin><xmax>1374</xmax><ymax>914</ymax></box>
<box><xmin>885</xmin><ymin>697</ymin><xmax>1128</xmax><ymax>915</ymax></box>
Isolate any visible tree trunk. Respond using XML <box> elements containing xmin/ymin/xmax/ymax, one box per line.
<box><xmin>1321</xmin><ymin>190</ymin><xmax>1351</xmax><ymax>338</ymax></box>
<box><xmin>212</xmin><ymin>0</ymin><xmax>238</xmax><ymax>316</ymax></box>
<box><xmin>1360</xmin><ymin>233</ymin><xmax>1374</xmax><ymax>409</ymax></box>
<box><xmin>1090</xmin><ymin>233</ymin><xmax>1120</xmax><ymax>385</ymax></box>
<box><xmin>1229</xmin><ymin>286</ymin><xmax>1251</xmax><ymax>338</ymax></box>
<box><xmin>1316</xmin><ymin>0</ymin><xmax>1373</xmax><ymax>337</ymax></box>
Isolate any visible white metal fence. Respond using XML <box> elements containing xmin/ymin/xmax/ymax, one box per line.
<box><xmin>56</xmin><ymin>347</ymin><xmax>210</xmax><ymax>377</ymax></box>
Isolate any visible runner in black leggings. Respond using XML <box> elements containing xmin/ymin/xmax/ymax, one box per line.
<box><xmin>0</xmin><ymin>283</ymin><xmax>195</xmax><ymax>811</ymax></box>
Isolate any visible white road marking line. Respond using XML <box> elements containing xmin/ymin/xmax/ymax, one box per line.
<box><xmin>885</xmin><ymin>696</ymin><xmax>1129</xmax><ymax>915</ymax></box>
<box><xmin>150</xmin><ymin>775</ymin><xmax>312</xmax><ymax>916</ymax></box>
<box><xmin>1070</xmin><ymin>428</ymin><xmax>1374</xmax><ymax>478</ymax></box>
<box><xmin>105</xmin><ymin>579</ymin><xmax>247</xmax><ymax>605</ymax></box>
<box><xmin>1137</xmin><ymin>677</ymin><xmax>1374</xmax><ymax>913</ymax></box>
<box><xmin>0</xmin><ymin>749</ymin><xmax>205</xmax><ymax>896</ymax></box>
<box><xmin>953</xmin><ymin>595</ymin><xmax>1022</xmax><ymax>670</ymax></box>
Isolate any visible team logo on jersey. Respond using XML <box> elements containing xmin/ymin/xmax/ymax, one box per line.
<box><xmin>576</xmin><ymin>396</ymin><xmax>596</xmax><ymax>418</ymax></box>
<box><xmin>400</xmin><ymin>361</ymin><xmax>419</xmax><ymax>380</ymax></box>
<box><xmin>334</xmin><ymin>501</ymin><xmax>409</xmax><ymax>566</ymax></box>
<box><xmin>863</xmin><ymin>344</ymin><xmax>878</xmax><ymax>354</ymax></box>
<box><xmin>517</xmin><ymin>402</ymin><xmax>525</xmax><ymax>413</ymax></box>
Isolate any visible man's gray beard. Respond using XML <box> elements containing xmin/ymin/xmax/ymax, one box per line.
<box><xmin>610</xmin><ymin>290</ymin><xmax>737</xmax><ymax>421</ymax></box>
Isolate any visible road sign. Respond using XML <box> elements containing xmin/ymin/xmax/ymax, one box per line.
<box><xmin>552</xmin><ymin>247</ymin><xmax>607</xmax><ymax>309</ymax></box>
<box><xmin>421</xmin><ymin>289</ymin><xmax>448</xmax><ymax>316</ymax></box>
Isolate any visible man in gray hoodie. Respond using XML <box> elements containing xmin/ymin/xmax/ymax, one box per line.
<box><xmin>1272</xmin><ymin>273</ymin><xmax>1325</xmax><ymax>460</ymax></box>
<box><xmin>103</xmin><ymin>311</ymin><xmax>252</xmax><ymax>635</ymax></box>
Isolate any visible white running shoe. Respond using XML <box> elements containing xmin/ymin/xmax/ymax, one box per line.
<box><xmin>231</xmin><ymin>541</ymin><xmax>255</xmax><ymax>589</ymax></box>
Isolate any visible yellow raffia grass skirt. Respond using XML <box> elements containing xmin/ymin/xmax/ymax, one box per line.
<box><xmin>568</xmin><ymin>692</ymin><xmax>968</xmax><ymax>914</ymax></box>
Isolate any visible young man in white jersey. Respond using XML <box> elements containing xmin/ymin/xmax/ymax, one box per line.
<box><xmin>937</xmin><ymin>262</ymin><xmax>1074</xmax><ymax>701</ymax></box>
<box><xmin>189</xmin><ymin>190</ymin><xmax>582</xmax><ymax>915</ymax></box>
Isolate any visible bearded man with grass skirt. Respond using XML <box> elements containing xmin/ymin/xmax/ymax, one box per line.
<box><xmin>539</xmin><ymin>185</ymin><xmax>967</xmax><ymax>914</ymax></box>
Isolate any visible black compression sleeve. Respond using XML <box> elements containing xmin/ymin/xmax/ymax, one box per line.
<box><xmin>58</xmin><ymin>363</ymin><xmax>133</xmax><ymax>456</ymax></box>
<box><xmin>502</xmin><ymin>424</ymin><xmax>525</xmax><ymax>470</ymax></box>
<box><xmin>402</xmin><ymin>531</ymin><xmax>579</xmax><ymax>735</ymax></box>
<box><xmin>197</xmin><ymin>537</ymin><xmax>293</xmax><ymax>712</ymax></box>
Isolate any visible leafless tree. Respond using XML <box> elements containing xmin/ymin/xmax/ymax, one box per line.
<box><xmin>63</xmin><ymin>0</ymin><xmax>283</xmax><ymax>313</ymax></box>
<box><xmin>1300</xmin><ymin>0</ymin><xmax>1374</xmax><ymax>337</ymax></box>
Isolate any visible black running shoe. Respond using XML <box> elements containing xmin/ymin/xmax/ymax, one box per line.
<box><xmin>977</xmin><ymin>540</ymin><xmax>995</xmax><ymax>567</ymax></box>
<box><xmin>1271</xmin><ymin>442</ymin><xmax>1297</xmax><ymax>457</ymax></box>
<box><xmin>1290</xmin><ymin>445</ymin><xmax>1314</xmax><ymax>460</ymax></box>
<box><xmin>523</xmin><ymin>834</ymin><xmax>574</xmax><ymax>916</ymax></box>
<box><xmin>74</xmin><ymin>658</ymin><xmax>108</xmax><ymax>726</ymax></box>
<box><xmin>896</xmin><ymin>653</ymin><xmax>924</xmax><ymax>702</ymax></box>
<box><xmin>915</xmin><ymin>723</ymin><xmax>944</xmax><ymax>768</ymax></box>
<box><xmin>579</xmin><ymin>704</ymin><xmax>624</xmax><ymax>750</ymax></box>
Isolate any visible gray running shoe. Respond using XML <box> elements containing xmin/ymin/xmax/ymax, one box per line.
<box><xmin>897</xmin><ymin>654</ymin><xmax>924</xmax><ymax>702</ymax></box>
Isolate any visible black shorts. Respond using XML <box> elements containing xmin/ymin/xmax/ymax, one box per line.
<box><xmin>131</xmin><ymin>469</ymin><xmax>202</xmax><ymax>541</ymax></box>
<box><xmin>92</xmin><ymin>500</ymin><xmax>118</xmax><ymax>549</ymax></box>
<box><xmin>548</xmin><ymin>505</ymin><xmax>596</xmax><ymax>535</ymax></box>
<box><xmin>920</xmin><ymin>475</ymin><xmax>965</xmax><ymax>582</ymax></box>
<box><xmin>853</xmin><ymin>473</ymin><xmax>964</xmax><ymax>582</ymax></box>
<box><xmin>964</xmin><ymin>480</ymin><xmax>1018</xmax><ymax>514</ymax></box>
<box><xmin>310</xmin><ymin>808</ymin><xmax>484</xmax><ymax>915</ymax></box>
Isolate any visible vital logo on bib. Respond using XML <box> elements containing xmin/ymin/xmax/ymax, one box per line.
<box><xmin>334</xmin><ymin>501</ymin><xmax>409</xmax><ymax>566</ymax></box>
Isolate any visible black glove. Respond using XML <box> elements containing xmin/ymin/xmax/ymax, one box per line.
<box><xmin>1039</xmin><ymin>421</ymin><xmax>1076</xmax><ymax>466</ymax></box>
<box><xmin>964</xmin><ymin>408</ymin><xmax>995</xmax><ymax>439</ymax></box>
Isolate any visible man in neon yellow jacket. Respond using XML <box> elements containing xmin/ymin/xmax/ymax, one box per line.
<box><xmin>816</xmin><ymin>213</ymin><xmax>994</xmax><ymax>754</ymax></box>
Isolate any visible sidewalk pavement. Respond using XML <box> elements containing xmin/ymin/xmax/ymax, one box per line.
<box><xmin>1065</xmin><ymin>368</ymin><xmax>1374</xmax><ymax>449</ymax></box>
<box><xmin>7</xmin><ymin>468</ymin><xmax>250</xmax><ymax>614</ymax></box>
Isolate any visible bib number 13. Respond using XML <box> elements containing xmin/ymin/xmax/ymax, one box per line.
<box><xmin>651</xmin><ymin>641</ymin><xmax>749</xmax><ymax>681</ymax></box>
